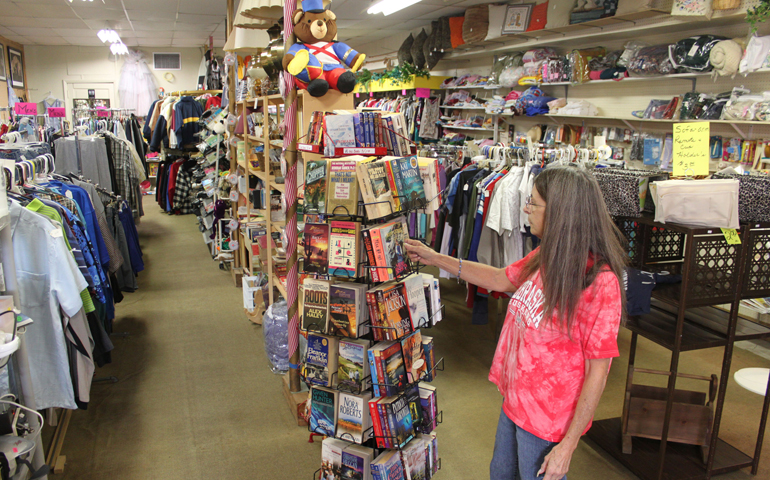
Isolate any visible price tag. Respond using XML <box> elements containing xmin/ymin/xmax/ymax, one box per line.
<box><xmin>96</xmin><ymin>108</ymin><xmax>110</xmax><ymax>118</ymax></box>
<box><xmin>229</xmin><ymin>190</ymin><xmax>239</xmax><ymax>202</ymax></box>
<box><xmin>721</xmin><ymin>228</ymin><xmax>741</xmax><ymax>245</ymax></box>
<box><xmin>228</xmin><ymin>219</ymin><xmax>239</xmax><ymax>231</ymax></box>
<box><xmin>416</xmin><ymin>88</ymin><xmax>431</xmax><ymax>99</ymax></box>
<box><xmin>227</xmin><ymin>173</ymin><xmax>238</xmax><ymax>185</ymax></box>
<box><xmin>356</xmin><ymin>93</ymin><xmax>360</xmax><ymax>98</ymax></box>
<box><xmin>673</xmin><ymin>122</ymin><xmax>710</xmax><ymax>176</ymax></box>
<box><xmin>402</xmin><ymin>89</ymin><xmax>407</xmax><ymax>96</ymax></box>
<box><xmin>369</xmin><ymin>92</ymin><xmax>373</xmax><ymax>97</ymax></box>
<box><xmin>230</xmin><ymin>240</ymin><xmax>239</xmax><ymax>251</ymax></box>
<box><xmin>14</xmin><ymin>103</ymin><xmax>37</xmax><ymax>116</ymax></box>
<box><xmin>48</xmin><ymin>107</ymin><xmax>66</xmax><ymax>118</ymax></box>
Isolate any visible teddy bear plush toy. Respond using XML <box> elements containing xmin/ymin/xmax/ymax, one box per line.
<box><xmin>282</xmin><ymin>0</ymin><xmax>366</xmax><ymax>97</ymax></box>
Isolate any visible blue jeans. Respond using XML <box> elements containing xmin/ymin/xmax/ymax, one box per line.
<box><xmin>490</xmin><ymin>409</ymin><xmax>566</xmax><ymax>480</ymax></box>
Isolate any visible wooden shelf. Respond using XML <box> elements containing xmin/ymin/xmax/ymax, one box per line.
<box><xmin>540</xmin><ymin>72</ymin><xmax>712</xmax><ymax>87</ymax></box>
<box><xmin>440</xmin><ymin>105</ymin><xmax>488</xmax><ymax>110</ymax></box>
<box><xmin>441</xmin><ymin>125</ymin><xmax>495</xmax><ymax>132</ymax></box>
<box><xmin>441</xmin><ymin>85</ymin><xmax>503</xmax><ymax>90</ymax></box>
<box><xmin>354</xmin><ymin>75</ymin><xmax>450</xmax><ymax>93</ymax></box>
<box><xmin>272</xmin><ymin>274</ymin><xmax>288</xmax><ymax>300</ymax></box>
<box><xmin>270</xmin><ymin>181</ymin><xmax>285</xmax><ymax>193</ymax></box>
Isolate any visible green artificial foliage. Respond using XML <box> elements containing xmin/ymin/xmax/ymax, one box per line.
<box><xmin>747</xmin><ymin>0</ymin><xmax>770</xmax><ymax>34</ymax></box>
<box><xmin>356</xmin><ymin>63</ymin><xmax>431</xmax><ymax>92</ymax></box>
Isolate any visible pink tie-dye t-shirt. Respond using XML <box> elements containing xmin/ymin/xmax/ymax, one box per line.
<box><xmin>488</xmin><ymin>248</ymin><xmax>622</xmax><ymax>443</ymax></box>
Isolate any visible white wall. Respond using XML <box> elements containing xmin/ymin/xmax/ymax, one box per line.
<box><xmin>24</xmin><ymin>45</ymin><xmax>223</xmax><ymax>115</ymax></box>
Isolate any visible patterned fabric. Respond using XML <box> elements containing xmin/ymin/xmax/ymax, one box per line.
<box><xmin>172</xmin><ymin>167</ymin><xmax>194</xmax><ymax>215</ymax></box>
<box><xmin>104</xmin><ymin>134</ymin><xmax>140</xmax><ymax>215</ymax></box>
<box><xmin>488</xmin><ymin>248</ymin><xmax>622</xmax><ymax>443</ymax></box>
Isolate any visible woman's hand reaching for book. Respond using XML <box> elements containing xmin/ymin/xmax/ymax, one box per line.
<box><xmin>404</xmin><ymin>239</ymin><xmax>437</xmax><ymax>266</ymax></box>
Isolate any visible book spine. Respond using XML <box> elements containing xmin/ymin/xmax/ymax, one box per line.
<box><xmin>390</xmin><ymin>159</ymin><xmax>405</xmax><ymax>213</ymax></box>
<box><xmin>365</xmin><ymin>291</ymin><xmax>380</xmax><ymax>342</ymax></box>
<box><xmin>367</xmin><ymin>347</ymin><xmax>380</xmax><ymax>396</ymax></box>
<box><xmin>370</xmin><ymin>228</ymin><xmax>390</xmax><ymax>282</ymax></box>
<box><xmin>367</xmin><ymin>113</ymin><xmax>374</xmax><ymax>148</ymax></box>
<box><xmin>384</xmin><ymin>161</ymin><xmax>401</xmax><ymax>213</ymax></box>
<box><xmin>375</xmin><ymin>112</ymin><xmax>383</xmax><ymax>148</ymax></box>
<box><xmin>369</xmin><ymin>400</ymin><xmax>384</xmax><ymax>449</ymax></box>
<box><xmin>353</xmin><ymin>114</ymin><xmax>363</xmax><ymax>147</ymax></box>
<box><xmin>384</xmin><ymin>401</ymin><xmax>399</xmax><ymax>449</ymax></box>
<box><xmin>361</xmin><ymin>229</ymin><xmax>378</xmax><ymax>283</ymax></box>
<box><xmin>422</xmin><ymin>340</ymin><xmax>435</xmax><ymax>382</ymax></box>
<box><xmin>378</xmin><ymin>401</ymin><xmax>392</xmax><ymax>449</ymax></box>
<box><xmin>385</xmin><ymin>117</ymin><xmax>399</xmax><ymax>156</ymax></box>
<box><xmin>374</xmin><ymin>346</ymin><xmax>387</xmax><ymax>397</ymax></box>
<box><xmin>375</xmin><ymin>289</ymin><xmax>390</xmax><ymax>343</ymax></box>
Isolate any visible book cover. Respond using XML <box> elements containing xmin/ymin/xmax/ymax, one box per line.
<box><xmin>328</xmin><ymin>159</ymin><xmax>362</xmax><ymax>217</ymax></box>
<box><xmin>378</xmin><ymin>219</ymin><xmax>411</xmax><ymax>280</ymax></box>
<box><xmin>321</xmin><ymin>437</ymin><xmax>347</xmax><ymax>479</ymax></box>
<box><xmin>328</xmin><ymin>221</ymin><xmax>360</xmax><ymax>279</ymax></box>
<box><xmin>422</xmin><ymin>336</ymin><xmax>436</xmax><ymax>382</ymax></box>
<box><xmin>378</xmin><ymin>398</ymin><xmax>394</xmax><ymax>449</ymax></box>
<box><xmin>380</xmin><ymin>340</ymin><xmax>407</xmax><ymax>395</ymax></box>
<box><xmin>422</xmin><ymin>280</ymin><xmax>434</xmax><ymax>328</ymax></box>
<box><xmin>361</xmin><ymin>229</ymin><xmax>379</xmax><ymax>283</ymax></box>
<box><xmin>380</xmin><ymin>282</ymin><xmax>413</xmax><ymax>340</ymax></box>
<box><xmin>418</xmin><ymin>383</ymin><xmax>437</xmax><ymax>434</ymax></box>
<box><xmin>384</xmin><ymin>117</ymin><xmax>399</xmax><ymax>156</ymax></box>
<box><xmin>337</xmin><ymin>391</ymin><xmax>373</xmax><ymax>444</ymax></box>
<box><xmin>402</xmin><ymin>437</ymin><xmax>426</xmax><ymax>480</ymax></box>
<box><xmin>371</xmin><ymin>450</ymin><xmax>397</xmax><ymax>479</ymax></box>
<box><xmin>326</xmin><ymin>114</ymin><xmax>357</xmax><ymax>149</ymax></box>
<box><xmin>375</xmin><ymin>289</ymin><xmax>392</xmax><ymax>341</ymax></box>
<box><xmin>338</xmin><ymin>338</ymin><xmax>369</xmax><ymax>391</ymax></box>
<box><xmin>417</xmin><ymin>157</ymin><xmax>440</xmax><ymax>213</ymax></box>
<box><xmin>400</xmin><ymin>330</ymin><xmax>427</xmax><ymax>384</ymax></box>
<box><xmin>367</xmin><ymin>346</ymin><xmax>381</xmax><ymax>397</ymax></box>
<box><xmin>311</xmin><ymin>386</ymin><xmax>338</xmax><ymax>437</ymax></box>
<box><xmin>357</xmin><ymin>158</ymin><xmax>394</xmax><ymax>219</ymax></box>
<box><xmin>395</xmin><ymin>156</ymin><xmax>427</xmax><ymax>211</ymax></box>
<box><xmin>353</xmin><ymin>114</ymin><xmax>363</xmax><ymax>147</ymax></box>
<box><xmin>302</xmin><ymin>278</ymin><xmax>330</xmax><ymax>331</ymax></box>
<box><xmin>366</xmin><ymin>289</ymin><xmax>383</xmax><ymax>342</ymax></box>
<box><xmin>343</xmin><ymin>445</ymin><xmax>374</xmax><ymax>480</ymax></box>
<box><xmin>388</xmin><ymin>395</ymin><xmax>415</xmax><ymax>449</ymax></box>
<box><xmin>306</xmin><ymin>333</ymin><xmax>339</xmax><ymax>387</ymax></box>
<box><xmin>403</xmin><ymin>383</ymin><xmax>424</xmax><ymax>436</ymax></box>
<box><xmin>402</xmin><ymin>273</ymin><xmax>430</xmax><ymax>331</ymax></box>
<box><xmin>382</xmin><ymin>117</ymin><xmax>393</xmax><ymax>155</ymax></box>
<box><xmin>330</xmin><ymin>285</ymin><xmax>358</xmax><ymax>338</ymax></box>
<box><xmin>303</xmin><ymin>223</ymin><xmax>329</xmax><ymax>275</ymax></box>
<box><xmin>369</xmin><ymin>226</ymin><xmax>391</xmax><ymax>282</ymax></box>
<box><xmin>305</xmin><ymin>159</ymin><xmax>329</xmax><ymax>213</ymax></box>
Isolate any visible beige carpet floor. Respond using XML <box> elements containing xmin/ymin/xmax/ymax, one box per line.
<box><xmin>43</xmin><ymin>197</ymin><xmax>770</xmax><ymax>480</ymax></box>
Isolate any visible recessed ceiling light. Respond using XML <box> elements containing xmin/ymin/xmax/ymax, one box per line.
<box><xmin>367</xmin><ymin>0</ymin><xmax>423</xmax><ymax>16</ymax></box>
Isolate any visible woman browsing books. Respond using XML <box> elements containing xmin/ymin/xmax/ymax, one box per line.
<box><xmin>404</xmin><ymin>167</ymin><xmax>626</xmax><ymax>480</ymax></box>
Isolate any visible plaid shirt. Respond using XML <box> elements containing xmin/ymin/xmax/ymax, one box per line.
<box><xmin>172</xmin><ymin>167</ymin><xmax>194</xmax><ymax>215</ymax></box>
<box><xmin>105</xmin><ymin>135</ymin><xmax>139</xmax><ymax>214</ymax></box>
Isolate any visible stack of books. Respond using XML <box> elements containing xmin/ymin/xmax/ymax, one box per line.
<box><xmin>302</xmin><ymin>111</ymin><xmax>412</xmax><ymax>157</ymax></box>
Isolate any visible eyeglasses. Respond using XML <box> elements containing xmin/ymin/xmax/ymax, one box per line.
<box><xmin>525</xmin><ymin>195</ymin><xmax>545</xmax><ymax>209</ymax></box>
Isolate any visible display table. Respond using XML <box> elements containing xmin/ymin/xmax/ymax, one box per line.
<box><xmin>734</xmin><ymin>368</ymin><xmax>770</xmax><ymax>396</ymax></box>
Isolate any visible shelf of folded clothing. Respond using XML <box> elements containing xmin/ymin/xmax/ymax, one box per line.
<box><xmin>625</xmin><ymin>299</ymin><xmax>770</xmax><ymax>352</ymax></box>
<box><xmin>524</xmin><ymin>114</ymin><xmax>770</xmax><ymax>127</ymax></box>
<box><xmin>440</xmin><ymin>125</ymin><xmax>495</xmax><ymax>132</ymax></box>
<box><xmin>441</xmin><ymin>85</ymin><xmax>503</xmax><ymax>90</ymax></box>
<box><xmin>353</xmin><ymin>76</ymin><xmax>450</xmax><ymax>94</ymax></box>
<box><xmin>440</xmin><ymin>105</ymin><xmax>488</xmax><ymax>110</ymax></box>
<box><xmin>443</xmin><ymin>9</ymin><xmax>750</xmax><ymax>62</ymax></box>
<box><xmin>540</xmin><ymin>72</ymin><xmax>712</xmax><ymax>87</ymax></box>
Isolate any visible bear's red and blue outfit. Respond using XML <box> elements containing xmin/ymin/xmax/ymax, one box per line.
<box><xmin>287</xmin><ymin>40</ymin><xmax>362</xmax><ymax>91</ymax></box>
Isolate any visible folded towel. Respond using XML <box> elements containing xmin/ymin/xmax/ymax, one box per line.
<box><xmin>710</xmin><ymin>39</ymin><xmax>743</xmax><ymax>77</ymax></box>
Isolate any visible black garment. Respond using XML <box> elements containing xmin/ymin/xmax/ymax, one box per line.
<box><xmin>87</xmin><ymin>310</ymin><xmax>113</xmax><ymax>367</ymax></box>
<box><xmin>624</xmin><ymin>267</ymin><xmax>682</xmax><ymax>316</ymax></box>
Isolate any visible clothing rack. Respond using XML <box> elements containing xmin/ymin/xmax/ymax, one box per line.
<box><xmin>167</xmin><ymin>89</ymin><xmax>222</xmax><ymax>97</ymax></box>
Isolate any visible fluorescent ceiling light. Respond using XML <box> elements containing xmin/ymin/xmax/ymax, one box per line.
<box><xmin>367</xmin><ymin>0</ymin><xmax>423</xmax><ymax>16</ymax></box>
<box><xmin>110</xmin><ymin>42</ymin><xmax>128</xmax><ymax>55</ymax></box>
<box><xmin>98</xmin><ymin>29</ymin><xmax>121</xmax><ymax>44</ymax></box>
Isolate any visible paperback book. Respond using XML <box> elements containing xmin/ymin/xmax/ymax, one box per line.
<box><xmin>329</xmin><ymin>284</ymin><xmax>360</xmax><ymax>337</ymax></box>
<box><xmin>303</xmin><ymin>223</ymin><xmax>329</xmax><ymax>275</ymax></box>
<box><xmin>401</xmin><ymin>330</ymin><xmax>427</xmax><ymax>384</ymax></box>
<box><xmin>341</xmin><ymin>444</ymin><xmax>374</xmax><ymax>480</ymax></box>
<box><xmin>306</xmin><ymin>333</ymin><xmax>339</xmax><ymax>388</ymax></box>
<box><xmin>328</xmin><ymin>220</ymin><xmax>361</xmax><ymax>279</ymax></box>
<box><xmin>338</xmin><ymin>338</ymin><xmax>370</xmax><ymax>392</ymax></box>
<box><xmin>377</xmin><ymin>217</ymin><xmax>411</xmax><ymax>280</ymax></box>
<box><xmin>337</xmin><ymin>391</ymin><xmax>373</xmax><ymax>444</ymax></box>
<box><xmin>357</xmin><ymin>158</ymin><xmax>396</xmax><ymax>219</ymax></box>
<box><xmin>393</xmin><ymin>155</ymin><xmax>427</xmax><ymax>211</ymax></box>
<box><xmin>310</xmin><ymin>386</ymin><xmax>338</xmax><ymax>437</ymax></box>
<box><xmin>328</xmin><ymin>157</ymin><xmax>362</xmax><ymax>217</ymax></box>
<box><xmin>302</xmin><ymin>277</ymin><xmax>330</xmax><ymax>331</ymax></box>
<box><xmin>402</xmin><ymin>273</ymin><xmax>430</xmax><ymax>330</ymax></box>
<box><xmin>321</xmin><ymin>437</ymin><xmax>347</xmax><ymax>479</ymax></box>
<box><xmin>305</xmin><ymin>159</ymin><xmax>329</xmax><ymax>213</ymax></box>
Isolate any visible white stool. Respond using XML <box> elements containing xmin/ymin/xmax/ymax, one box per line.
<box><xmin>734</xmin><ymin>368</ymin><xmax>770</xmax><ymax>396</ymax></box>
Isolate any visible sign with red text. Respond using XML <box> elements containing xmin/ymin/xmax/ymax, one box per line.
<box><xmin>416</xmin><ymin>88</ymin><xmax>431</xmax><ymax>99</ymax></box>
<box><xmin>14</xmin><ymin>103</ymin><xmax>37</xmax><ymax>116</ymax></box>
<box><xmin>96</xmin><ymin>108</ymin><xmax>110</xmax><ymax>118</ymax></box>
<box><xmin>48</xmin><ymin>107</ymin><xmax>66</xmax><ymax>118</ymax></box>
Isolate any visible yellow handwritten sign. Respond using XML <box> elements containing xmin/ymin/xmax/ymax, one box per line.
<box><xmin>673</xmin><ymin>122</ymin><xmax>710</xmax><ymax>177</ymax></box>
<box><xmin>721</xmin><ymin>228</ymin><xmax>741</xmax><ymax>245</ymax></box>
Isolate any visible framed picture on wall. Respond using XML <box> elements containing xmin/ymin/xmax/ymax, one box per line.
<box><xmin>7</xmin><ymin>47</ymin><xmax>24</xmax><ymax>89</ymax></box>
<box><xmin>501</xmin><ymin>3</ymin><xmax>534</xmax><ymax>35</ymax></box>
<box><xmin>0</xmin><ymin>44</ymin><xmax>6</xmax><ymax>82</ymax></box>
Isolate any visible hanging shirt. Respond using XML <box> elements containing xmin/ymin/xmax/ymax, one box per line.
<box><xmin>10</xmin><ymin>202</ymin><xmax>87</xmax><ymax>410</ymax></box>
<box><xmin>489</xmin><ymin>249</ymin><xmax>622</xmax><ymax>443</ymax></box>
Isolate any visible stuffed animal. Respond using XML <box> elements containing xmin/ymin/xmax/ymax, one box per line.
<box><xmin>282</xmin><ymin>0</ymin><xmax>366</xmax><ymax>97</ymax></box>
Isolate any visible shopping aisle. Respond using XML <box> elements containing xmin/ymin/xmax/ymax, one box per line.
<box><xmin>46</xmin><ymin>197</ymin><xmax>319</xmax><ymax>480</ymax></box>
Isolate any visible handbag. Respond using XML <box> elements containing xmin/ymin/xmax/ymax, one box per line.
<box><xmin>593</xmin><ymin>169</ymin><xmax>669</xmax><ymax>217</ymax></box>
<box><xmin>650</xmin><ymin>179</ymin><xmax>739</xmax><ymax>229</ymax></box>
<box><xmin>712</xmin><ymin>173</ymin><xmax>770</xmax><ymax>222</ymax></box>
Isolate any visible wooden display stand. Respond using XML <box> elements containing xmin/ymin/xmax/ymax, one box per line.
<box><xmin>622</xmin><ymin>367</ymin><xmax>718</xmax><ymax>464</ymax></box>
<box><xmin>282</xmin><ymin>374</ymin><xmax>309</xmax><ymax>427</ymax></box>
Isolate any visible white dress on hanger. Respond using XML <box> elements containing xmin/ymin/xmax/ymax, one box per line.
<box><xmin>119</xmin><ymin>51</ymin><xmax>159</xmax><ymax>117</ymax></box>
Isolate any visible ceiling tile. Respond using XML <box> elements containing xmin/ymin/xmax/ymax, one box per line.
<box><xmin>172</xmin><ymin>38</ymin><xmax>208</xmax><ymax>47</ymax></box>
<box><xmin>0</xmin><ymin>26</ymin><xmax>15</xmax><ymax>37</ymax></box>
<box><xmin>414</xmin><ymin>6</ymin><xmax>466</xmax><ymax>19</ymax></box>
<box><xmin>52</xmin><ymin>28</ymin><xmax>95</xmax><ymax>38</ymax></box>
<box><xmin>137</xmin><ymin>38</ymin><xmax>173</xmax><ymax>47</ymax></box>
<box><xmin>124</xmin><ymin>10</ymin><xmax>178</xmax><ymax>22</ymax></box>
<box><xmin>176</xmin><ymin>13</ymin><xmax>227</xmax><ymax>25</ymax></box>
<box><xmin>31</xmin><ymin>36</ymin><xmax>71</xmax><ymax>46</ymax></box>
<box><xmin>5</xmin><ymin>27</ymin><xmax>62</xmax><ymax>37</ymax></box>
<box><xmin>178</xmin><ymin>0</ymin><xmax>227</xmax><ymax>15</ymax></box>
<box><xmin>0</xmin><ymin>17</ymin><xmax>55</xmax><ymax>28</ymax></box>
<box><xmin>21</xmin><ymin>4</ymin><xmax>79</xmax><ymax>18</ymax></box>
<box><xmin>172</xmin><ymin>23</ymin><xmax>220</xmax><ymax>32</ymax></box>
<box><xmin>0</xmin><ymin>1</ymin><xmax>27</xmax><ymax>17</ymax></box>
<box><xmin>65</xmin><ymin>37</ymin><xmax>108</xmax><ymax>47</ymax></box>
<box><xmin>132</xmin><ymin>21</ymin><xmax>174</xmax><ymax>32</ymax></box>
<box><xmin>120</xmin><ymin>0</ymin><xmax>177</xmax><ymax>13</ymax></box>
<box><xmin>35</xmin><ymin>18</ymin><xmax>92</xmax><ymax>28</ymax></box>
<box><xmin>70</xmin><ymin>6</ymin><xmax>125</xmax><ymax>20</ymax></box>
<box><xmin>133</xmin><ymin>30</ymin><xmax>174</xmax><ymax>39</ymax></box>
<box><xmin>172</xmin><ymin>30</ymin><xmax>213</xmax><ymax>40</ymax></box>
<box><xmin>3</xmin><ymin>35</ymin><xmax>30</xmax><ymax>45</ymax></box>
